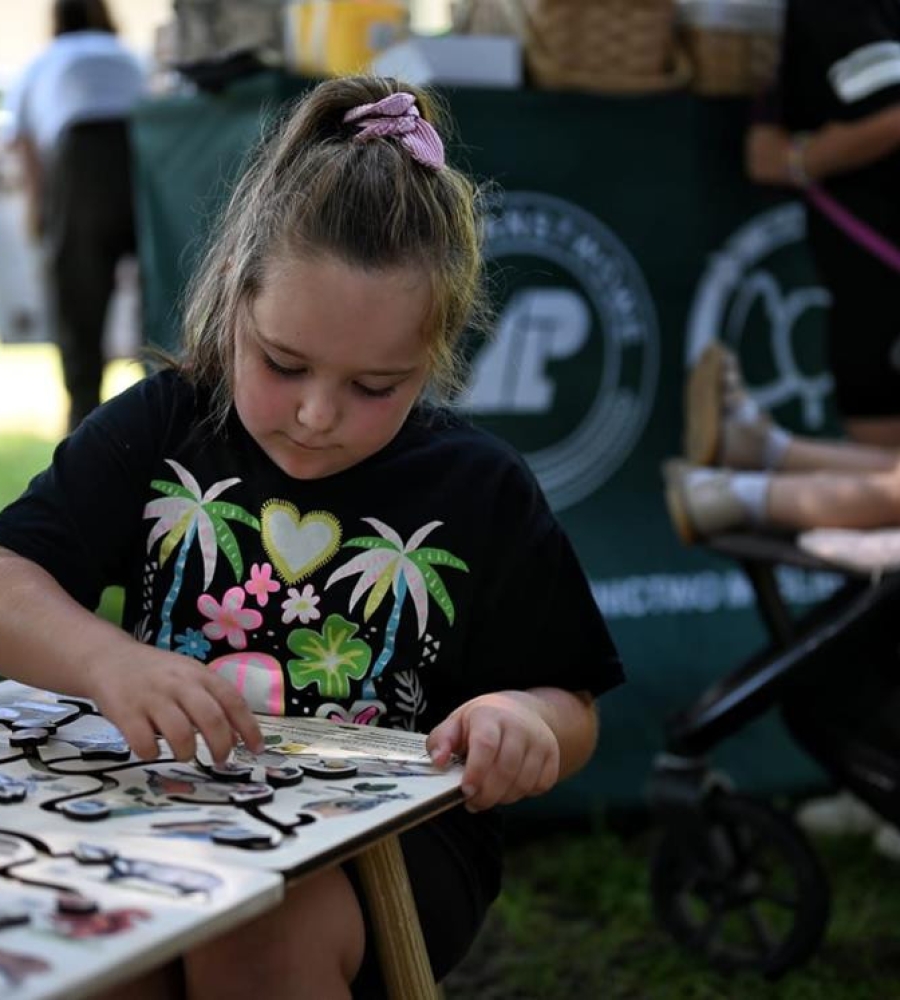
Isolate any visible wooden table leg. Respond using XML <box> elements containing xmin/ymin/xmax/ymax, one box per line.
<box><xmin>354</xmin><ymin>833</ymin><xmax>440</xmax><ymax>1000</ymax></box>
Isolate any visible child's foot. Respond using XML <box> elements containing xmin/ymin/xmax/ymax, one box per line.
<box><xmin>662</xmin><ymin>459</ymin><xmax>751</xmax><ymax>545</ymax></box>
<box><xmin>684</xmin><ymin>342</ymin><xmax>777</xmax><ymax>469</ymax></box>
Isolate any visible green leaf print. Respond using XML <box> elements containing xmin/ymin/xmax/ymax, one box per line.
<box><xmin>410</xmin><ymin>547</ymin><xmax>469</xmax><ymax>572</ymax></box>
<box><xmin>149</xmin><ymin>480</ymin><xmax>194</xmax><ymax>500</ymax></box>
<box><xmin>286</xmin><ymin>614</ymin><xmax>373</xmax><ymax>699</ymax></box>
<box><xmin>413</xmin><ymin>559</ymin><xmax>456</xmax><ymax>625</ymax></box>
<box><xmin>343</xmin><ymin>536</ymin><xmax>396</xmax><ymax>550</ymax></box>
<box><xmin>205</xmin><ymin>502</ymin><xmax>261</xmax><ymax>531</ymax></box>
<box><xmin>209</xmin><ymin>516</ymin><xmax>244</xmax><ymax>581</ymax></box>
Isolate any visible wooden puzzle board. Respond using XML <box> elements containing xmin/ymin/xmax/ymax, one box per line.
<box><xmin>0</xmin><ymin>681</ymin><xmax>465</xmax><ymax>997</ymax></box>
<box><xmin>0</xmin><ymin>831</ymin><xmax>281</xmax><ymax>999</ymax></box>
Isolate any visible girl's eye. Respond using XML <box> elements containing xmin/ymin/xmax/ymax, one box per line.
<box><xmin>355</xmin><ymin>383</ymin><xmax>397</xmax><ymax>399</ymax></box>
<box><xmin>262</xmin><ymin>353</ymin><xmax>396</xmax><ymax>397</ymax></box>
<box><xmin>263</xmin><ymin>355</ymin><xmax>304</xmax><ymax>378</ymax></box>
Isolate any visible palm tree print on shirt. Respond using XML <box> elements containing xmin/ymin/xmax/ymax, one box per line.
<box><xmin>144</xmin><ymin>460</ymin><xmax>260</xmax><ymax>649</ymax></box>
<box><xmin>325</xmin><ymin>519</ymin><xmax>468</xmax><ymax>698</ymax></box>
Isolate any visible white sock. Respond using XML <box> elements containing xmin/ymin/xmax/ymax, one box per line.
<box><xmin>729</xmin><ymin>472</ymin><xmax>772</xmax><ymax>525</ymax></box>
<box><xmin>729</xmin><ymin>397</ymin><xmax>762</xmax><ymax>423</ymax></box>
<box><xmin>763</xmin><ymin>426</ymin><xmax>792</xmax><ymax>471</ymax></box>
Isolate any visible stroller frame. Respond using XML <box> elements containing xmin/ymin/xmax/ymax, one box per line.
<box><xmin>647</xmin><ymin>532</ymin><xmax>900</xmax><ymax>978</ymax></box>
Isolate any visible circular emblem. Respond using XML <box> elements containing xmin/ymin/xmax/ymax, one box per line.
<box><xmin>686</xmin><ymin>203</ymin><xmax>833</xmax><ymax>429</ymax></box>
<box><xmin>461</xmin><ymin>191</ymin><xmax>659</xmax><ymax>511</ymax></box>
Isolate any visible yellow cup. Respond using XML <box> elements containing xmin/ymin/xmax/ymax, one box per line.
<box><xmin>285</xmin><ymin>1</ymin><xmax>410</xmax><ymax>76</ymax></box>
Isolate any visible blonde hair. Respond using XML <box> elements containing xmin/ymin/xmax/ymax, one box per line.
<box><xmin>179</xmin><ymin>76</ymin><xmax>488</xmax><ymax>428</ymax></box>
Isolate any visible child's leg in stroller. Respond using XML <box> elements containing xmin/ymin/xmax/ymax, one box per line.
<box><xmin>767</xmin><ymin>465</ymin><xmax>900</xmax><ymax>529</ymax></box>
<box><xmin>685</xmin><ymin>342</ymin><xmax>900</xmax><ymax>473</ymax></box>
<box><xmin>664</xmin><ymin>459</ymin><xmax>900</xmax><ymax>541</ymax></box>
<box><xmin>779</xmin><ymin>437</ymin><xmax>900</xmax><ymax>476</ymax></box>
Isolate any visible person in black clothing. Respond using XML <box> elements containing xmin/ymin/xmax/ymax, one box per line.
<box><xmin>746</xmin><ymin>0</ymin><xmax>900</xmax><ymax>447</ymax></box>
<box><xmin>0</xmin><ymin>76</ymin><xmax>624</xmax><ymax>999</ymax></box>
<box><xmin>4</xmin><ymin>0</ymin><xmax>145</xmax><ymax>430</ymax></box>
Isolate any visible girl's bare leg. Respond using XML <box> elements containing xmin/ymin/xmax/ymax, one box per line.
<box><xmin>779</xmin><ymin>435</ymin><xmax>900</xmax><ymax>475</ymax></box>
<box><xmin>185</xmin><ymin>865</ymin><xmax>365</xmax><ymax>1000</ymax></box>
<box><xmin>92</xmin><ymin>961</ymin><xmax>185</xmax><ymax>1000</ymax></box>
<box><xmin>768</xmin><ymin>465</ymin><xmax>900</xmax><ymax>530</ymax></box>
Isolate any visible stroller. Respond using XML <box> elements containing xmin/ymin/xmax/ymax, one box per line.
<box><xmin>647</xmin><ymin>531</ymin><xmax>900</xmax><ymax>978</ymax></box>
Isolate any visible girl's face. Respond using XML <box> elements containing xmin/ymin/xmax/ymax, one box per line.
<box><xmin>233</xmin><ymin>256</ymin><xmax>432</xmax><ymax>480</ymax></box>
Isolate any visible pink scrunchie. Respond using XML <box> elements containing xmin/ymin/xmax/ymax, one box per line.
<box><xmin>343</xmin><ymin>92</ymin><xmax>445</xmax><ymax>171</ymax></box>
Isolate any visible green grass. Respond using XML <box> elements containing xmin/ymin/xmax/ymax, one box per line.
<box><xmin>0</xmin><ymin>432</ymin><xmax>54</xmax><ymax>508</ymax></box>
<box><xmin>444</xmin><ymin>819</ymin><xmax>900</xmax><ymax>999</ymax></box>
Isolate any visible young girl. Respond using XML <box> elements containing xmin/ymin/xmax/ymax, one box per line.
<box><xmin>0</xmin><ymin>76</ymin><xmax>624</xmax><ymax>998</ymax></box>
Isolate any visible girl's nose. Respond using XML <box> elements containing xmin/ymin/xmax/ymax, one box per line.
<box><xmin>295</xmin><ymin>385</ymin><xmax>338</xmax><ymax>434</ymax></box>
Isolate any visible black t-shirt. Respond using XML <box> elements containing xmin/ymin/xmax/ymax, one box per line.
<box><xmin>772</xmin><ymin>0</ymin><xmax>900</xmax><ymax>228</ymax></box>
<box><xmin>0</xmin><ymin>370</ymin><xmax>623</xmax><ymax>734</ymax></box>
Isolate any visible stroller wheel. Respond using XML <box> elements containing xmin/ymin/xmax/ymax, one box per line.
<box><xmin>650</xmin><ymin>792</ymin><xmax>830</xmax><ymax>978</ymax></box>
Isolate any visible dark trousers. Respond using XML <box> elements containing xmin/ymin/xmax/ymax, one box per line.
<box><xmin>45</xmin><ymin>119</ymin><xmax>136</xmax><ymax>430</ymax></box>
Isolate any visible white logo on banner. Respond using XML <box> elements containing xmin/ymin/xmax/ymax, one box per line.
<box><xmin>686</xmin><ymin>202</ymin><xmax>833</xmax><ymax>429</ymax></box>
<box><xmin>460</xmin><ymin>191</ymin><xmax>660</xmax><ymax>511</ymax></box>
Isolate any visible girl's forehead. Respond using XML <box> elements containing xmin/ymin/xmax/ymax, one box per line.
<box><xmin>250</xmin><ymin>255</ymin><xmax>434</xmax><ymax>362</ymax></box>
<box><xmin>260</xmin><ymin>254</ymin><xmax>430</xmax><ymax>297</ymax></box>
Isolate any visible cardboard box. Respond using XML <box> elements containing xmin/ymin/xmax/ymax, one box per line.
<box><xmin>372</xmin><ymin>35</ymin><xmax>522</xmax><ymax>88</ymax></box>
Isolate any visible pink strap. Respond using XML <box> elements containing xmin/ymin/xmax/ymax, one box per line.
<box><xmin>806</xmin><ymin>183</ymin><xmax>900</xmax><ymax>275</ymax></box>
<box><xmin>343</xmin><ymin>92</ymin><xmax>445</xmax><ymax>170</ymax></box>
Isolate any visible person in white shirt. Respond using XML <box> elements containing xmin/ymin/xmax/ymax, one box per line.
<box><xmin>4</xmin><ymin>0</ymin><xmax>146</xmax><ymax>430</ymax></box>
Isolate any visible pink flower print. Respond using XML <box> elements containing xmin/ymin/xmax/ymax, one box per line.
<box><xmin>198</xmin><ymin>587</ymin><xmax>263</xmax><ymax>650</ymax></box>
<box><xmin>326</xmin><ymin>703</ymin><xmax>383</xmax><ymax>726</ymax></box>
<box><xmin>281</xmin><ymin>583</ymin><xmax>321</xmax><ymax>625</ymax></box>
<box><xmin>244</xmin><ymin>562</ymin><xmax>281</xmax><ymax>608</ymax></box>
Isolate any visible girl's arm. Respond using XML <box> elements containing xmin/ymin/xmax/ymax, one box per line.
<box><xmin>746</xmin><ymin>105</ymin><xmax>900</xmax><ymax>186</ymax></box>
<box><xmin>0</xmin><ymin>547</ymin><xmax>263</xmax><ymax>762</ymax></box>
<box><xmin>427</xmin><ymin>686</ymin><xmax>599</xmax><ymax>812</ymax></box>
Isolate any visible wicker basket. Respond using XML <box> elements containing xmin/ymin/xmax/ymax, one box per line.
<box><xmin>452</xmin><ymin>0</ymin><xmax>525</xmax><ymax>36</ymax></box>
<box><xmin>679</xmin><ymin>1</ymin><xmax>783</xmax><ymax>96</ymax></box>
<box><xmin>683</xmin><ymin>27</ymin><xmax>778</xmax><ymax>95</ymax></box>
<box><xmin>521</xmin><ymin>0</ymin><xmax>690</xmax><ymax>95</ymax></box>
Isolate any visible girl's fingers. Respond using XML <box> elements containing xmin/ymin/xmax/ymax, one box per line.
<box><xmin>461</xmin><ymin>719</ymin><xmax>502</xmax><ymax>800</ymax></box>
<box><xmin>179</xmin><ymin>687</ymin><xmax>240</xmax><ymax>764</ymax></box>
<box><xmin>426</xmin><ymin>716</ymin><xmax>462</xmax><ymax>767</ymax></box>
<box><xmin>148</xmin><ymin>703</ymin><xmax>199</xmax><ymax>761</ymax></box>
<box><xmin>115</xmin><ymin>715</ymin><xmax>160</xmax><ymax>762</ymax></box>
<box><xmin>206</xmin><ymin>676</ymin><xmax>264</xmax><ymax>754</ymax></box>
<box><xmin>503</xmin><ymin>748</ymin><xmax>546</xmax><ymax>803</ymax></box>
<box><xmin>466</xmin><ymin>727</ymin><xmax>529</xmax><ymax>810</ymax></box>
<box><xmin>536</xmin><ymin>752</ymin><xmax>559</xmax><ymax>795</ymax></box>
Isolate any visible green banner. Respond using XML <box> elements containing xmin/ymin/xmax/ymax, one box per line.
<box><xmin>133</xmin><ymin>73</ymin><xmax>842</xmax><ymax>812</ymax></box>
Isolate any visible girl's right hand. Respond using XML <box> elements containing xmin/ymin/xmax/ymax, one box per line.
<box><xmin>83</xmin><ymin>645</ymin><xmax>264</xmax><ymax>764</ymax></box>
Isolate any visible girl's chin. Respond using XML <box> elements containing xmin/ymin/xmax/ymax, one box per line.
<box><xmin>266</xmin><ymin>442</ymin><xmax>349</xmax><ymax>480</ymax></box>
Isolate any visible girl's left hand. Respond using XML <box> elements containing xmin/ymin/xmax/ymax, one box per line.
<box><xmin>426</xmin><ymin>691</ymin><xmax>560</xmax><ymax>812</ymax></box>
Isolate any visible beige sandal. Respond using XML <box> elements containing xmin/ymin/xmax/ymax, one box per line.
<box><xmin>683</xmin><ymin>342</ymin><xmax>726</xmax><ymax>466</ymax></box>
<box><xmin>662</xmin><ymin>458</ymin><xmax>749</xmax><ymax>545</ymax></box>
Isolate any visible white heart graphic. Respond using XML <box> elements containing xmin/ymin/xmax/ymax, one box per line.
<box><xmin>261</xmin><ymin>503</ymin><xmax>341</xmax><ymax>582</ymax></box>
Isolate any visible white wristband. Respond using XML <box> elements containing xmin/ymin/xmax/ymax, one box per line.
<box><xmin>787</xmin><ymin>134</ymin><xmax>811</xmax><ymax>188</ymax></box>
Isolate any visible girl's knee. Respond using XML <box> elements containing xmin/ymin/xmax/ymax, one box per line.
<box><xmin>285</xmin><ymin>865</ymin><xmax>367</xmax><ymax>982</ymax></box>
<box><xmin>187</xmin><ymin>866</ymin><xmax>365</xmax><ymax>999</ymax></box>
